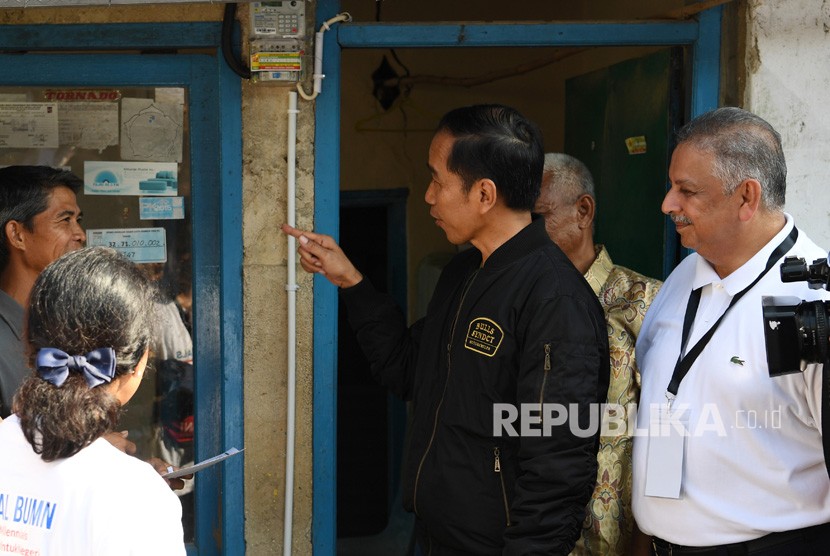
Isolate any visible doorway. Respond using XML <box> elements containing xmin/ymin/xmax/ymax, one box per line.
<box><xmin>336</xmin><ymin>188</ymin><xmax>412</xmax><ymax>555</ymax></box>
<box><xmin>312</xmin><ymin>4</ymin><xmax>723</xmax><ymax>553</ymax></box>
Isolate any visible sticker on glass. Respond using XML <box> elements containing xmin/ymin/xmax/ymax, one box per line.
<box><xmin>87</xmin><ymin>227</ymin><xmax>167</xmax><ymax>264</ymax></box>
<box><xmin>140</xmin><ymin>197</ymin><xmax>185</xmax><ymax>220</ymax></box>
<box><xmin>84</xmin><ymin>161</ymin><xmax>178</xmax><ymax>196</ymax></box>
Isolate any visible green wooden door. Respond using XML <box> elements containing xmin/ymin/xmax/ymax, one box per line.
<box><xmin>565</xmin><ymin>48</ymin><xmax>678</xmax><ymax>280</ymax></box>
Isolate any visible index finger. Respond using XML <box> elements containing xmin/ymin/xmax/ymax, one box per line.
<box><xmin>281</xmin><ymin>224</ymin><xmax>330</xmax><ymax>246</ymax></box>
<box><xmin>281</xmin><ymin>223</ymin><xmax>307</xmax><ymax>239</ymax></box>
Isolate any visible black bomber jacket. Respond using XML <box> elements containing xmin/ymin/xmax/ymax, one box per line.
<box><xmin>340</xmin><ymin>218</ymin><xmax>610</xmax><ymax>555</ymax></box>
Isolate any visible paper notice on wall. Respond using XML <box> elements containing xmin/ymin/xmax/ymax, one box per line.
<box><xmin>58</xmin><ymin>102</ymin><xmax>119</xmax><ymax>151</ymax></box>
<box><xmin>84</xmin><ymin>161</ymin><xmax>178</xmax><ymax>196</ymax></box>
<box><xmin>154</xmin><ymin>88</ymin><xmax>185</xmax><ymax>106</ymax></box>
<box><xmin>87</xmin><ymin>227</ymin><xmax>167</xmax><ymax>263</ymax></box>
<box><xmin>120</xmin><ymin>98</ymin><xmax>184</xmax><ymax>162</ymax></box>
<box><xmin>0</xmin><ymin>102</ymin><xmax>59</xmax><ymax>148</ymax></box>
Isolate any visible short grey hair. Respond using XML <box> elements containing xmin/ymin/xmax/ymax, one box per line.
<box><xmin>542</xmin><ymin>152</ymin><xmax>595</xmax><ymax>202</ymax></box>
<box><xmin>675</xmin><ymin>107</ymin><xmax>786</xmax><ymax>210</ymax></box>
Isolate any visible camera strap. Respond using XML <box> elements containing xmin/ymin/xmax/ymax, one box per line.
<box><xmin>666</xmin><ymin>226</ymin><xmax>799</xmax><ymax>404</ymax></box>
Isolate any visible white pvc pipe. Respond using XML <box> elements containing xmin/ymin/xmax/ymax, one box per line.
<box><xmin>312</xmin><ymin>29</ymin><xmax>325</xmax><ymax>96</ymax></box>
<box><xmin>284</xmin><ymin>12</ymin><xmax>349</xmax><ymax>547</ymax></box>
<box><xmin>283</xmin><ymin>90</ymin><xmax>299</xmax><ymax>556</ymax></box>
<box><xmin>297</xmin><ymin>13</ymin><xmax>351</xmax><ymax>101</ymax></box>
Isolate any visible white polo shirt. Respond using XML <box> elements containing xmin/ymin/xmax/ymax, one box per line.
<box><xmin>632</xmin><ymin>214</ymin><xmax>830</xmax><ymax>545</ymax></box>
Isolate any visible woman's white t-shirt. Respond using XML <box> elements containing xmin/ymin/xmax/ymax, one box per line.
<box><xmin>0</xmin><ymin>415</ymin><xmax>185</xmax><ymax>556</ymax></box>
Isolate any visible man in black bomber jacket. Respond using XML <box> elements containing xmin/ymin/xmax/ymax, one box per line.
<box><xmin>283</xmin><ymin>104</ymin><xmax>610</xmax><ymax>555</ymax></box>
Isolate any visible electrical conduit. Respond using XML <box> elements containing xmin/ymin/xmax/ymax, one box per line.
<box><xmin>285</xmin><ymin>12</ymin><xmax>350</xmax><ymax>554</ymax></box>
<box><xmin>284</xmin><ymin>90</ymin><xmax>299</xmax><ymax>556</ymax></box>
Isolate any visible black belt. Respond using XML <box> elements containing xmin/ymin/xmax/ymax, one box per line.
<box><xmin>652</xmin><ymin>522</ymin><xmax>830</xmax><ymax>556</ymax></box>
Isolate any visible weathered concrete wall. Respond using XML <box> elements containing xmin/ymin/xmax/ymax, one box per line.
<box><xmin>239</xmin><ymin>3</ymin><xmax>316</xmax><ymax>548</ymax></box>
<box><xmin>0</xmin><ymin>4</ymin><xmax>219</xmax><ymax>24</ymax></box>
<box><xmin>745</xmin><ymin>0</ymin><xmax>830</xmax><ymax>250</ymax></box>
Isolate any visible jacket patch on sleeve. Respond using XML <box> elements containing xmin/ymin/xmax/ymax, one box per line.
<box><xmin>464</xmin><ymin>317</ymin><xmax>504</xmax><ymax>357</ymax></box>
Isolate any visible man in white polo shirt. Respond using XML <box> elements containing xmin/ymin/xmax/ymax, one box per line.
<box><xmin>632</xmin><ymin>107</ymin><xmax>830</xmax><ymax>555</ymax></box>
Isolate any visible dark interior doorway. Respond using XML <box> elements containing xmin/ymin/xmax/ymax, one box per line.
<box><xmin>337</xmin><ymin>189</ymin><xmax>413</xmax><ymax>555</ymax></box>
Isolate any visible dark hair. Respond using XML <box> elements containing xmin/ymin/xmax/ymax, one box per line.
<box><xmin>0</xmin><ymin>165</ymin><xmax>83</xmax><ymax>271</ymax></box>
<box><xmin>14</xmin><ymin>247</ymin><xmax>156</xmax><ymax>461</ymax></box>
<box><xmin>675</xmin><ymin>107</ymin><xmax>786</xmax><ymax>210</ymax></box>
<box><xmin>435</xmin><ymin>104</ymin><xmax>544</xmax><ymax>211</ymax></box>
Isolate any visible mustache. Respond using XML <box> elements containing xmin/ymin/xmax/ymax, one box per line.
<box><xmin>671</xmin><ymin>214</ymin><xmax>692</xmax><ymax>225</ymax></box>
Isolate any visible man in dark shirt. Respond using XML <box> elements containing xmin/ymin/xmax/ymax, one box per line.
<box><xmin>284</xmin><ymin>104</ymin><xmax>609</xmax><ymax>555</ymax></box>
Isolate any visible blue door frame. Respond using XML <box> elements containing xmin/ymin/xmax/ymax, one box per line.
<box><xmin>0</xmin><ymin>23</ymin><xmax>244</xmax><ymax>556</ymax></box>
<box><xmin>312</xmin><ymin>2</ymin><xmax>722</xmax><ymax>554</ymax></box>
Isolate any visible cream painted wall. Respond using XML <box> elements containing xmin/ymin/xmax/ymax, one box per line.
<box><xmin>341</xmin><ymin>44</ymin><xmax>666</xmax><ymax>319</ymax></box>
<box><xmin>339</xmin><ymin>1</ymin><xmax>688</xmax><ymax>320</ymax></box>
<box><xmin>745</xmin><ymin>0</ymin><xmax>830</xmax><ymax>251</ymax></box>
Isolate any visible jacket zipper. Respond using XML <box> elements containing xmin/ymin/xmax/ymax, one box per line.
<box><xmin>538</xmin><ymin>342</ymin><xmax>551</xmax><ymax>406</ymax></box>
<box><xmin>413</xmin><ymin>269</ymin><xmax>479</xmax><ymax>516</ymax></box>
<box><xmin>493</xmin><ymin>446</ymin><xmax>511</xmax><ymax>527</ymax></box>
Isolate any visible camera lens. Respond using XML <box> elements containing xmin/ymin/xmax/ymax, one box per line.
<box><xmin>797</xmin><ymin>301</ymin><xmax>830</xmax><ymax>364</ymax></box>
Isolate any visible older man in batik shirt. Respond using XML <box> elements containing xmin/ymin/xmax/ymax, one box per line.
<box><xmin>535</xmin><ymin>153</ymin><xmax>661</xmax><ymax>555</ymax></box>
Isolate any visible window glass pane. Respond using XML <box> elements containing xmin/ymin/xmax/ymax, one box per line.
<box><xmin>0</xmin><ymin>85</ymin><xmax>195</xmax><ymax>542</ymax></box>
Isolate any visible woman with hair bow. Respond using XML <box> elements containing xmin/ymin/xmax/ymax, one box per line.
<box><xmin>0</xmin><ymin>246</ymin><xmax>185</xmax><ymax>555</ymax></box>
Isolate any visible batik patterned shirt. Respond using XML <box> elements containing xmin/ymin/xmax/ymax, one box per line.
<box><xmin>570</xmin><ymin>245</ymin><xmax>661</xmax><ymax>556</ymax></box>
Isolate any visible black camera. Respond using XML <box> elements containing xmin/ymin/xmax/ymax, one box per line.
<box><xmin>762</xmin><ymin>253</ymin><xmax>830</xmax><ymax>377</ymax></box>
